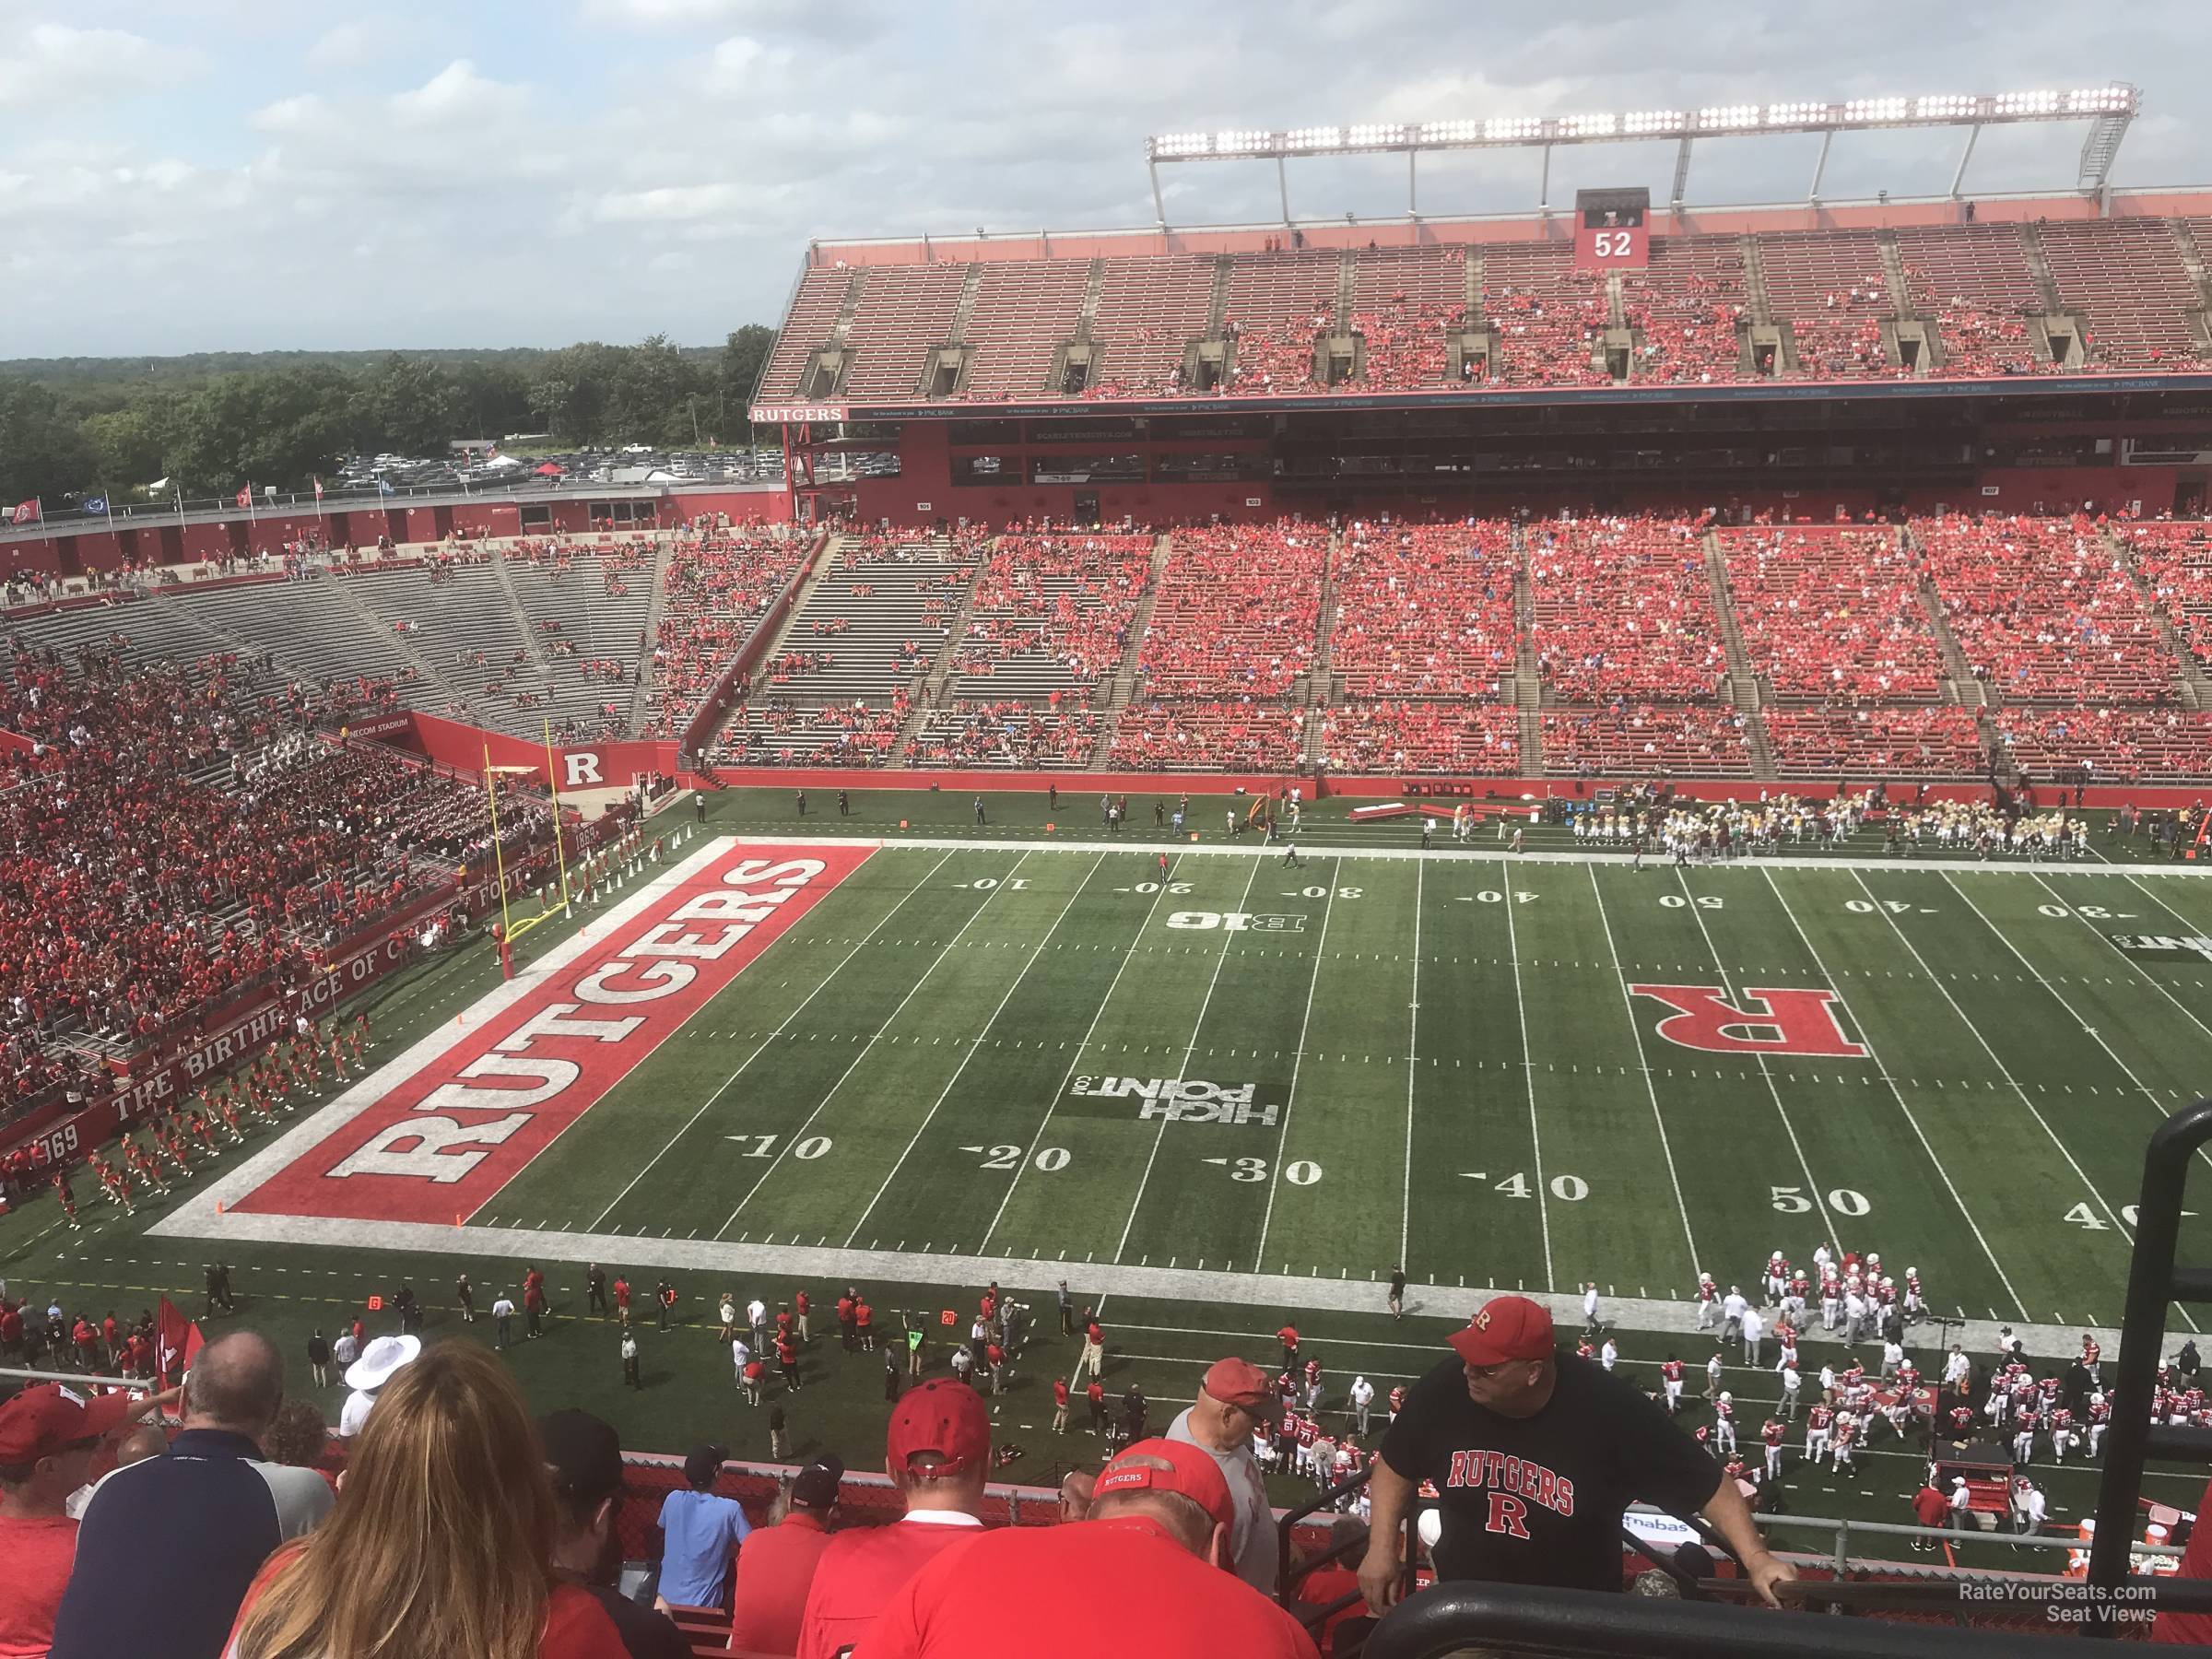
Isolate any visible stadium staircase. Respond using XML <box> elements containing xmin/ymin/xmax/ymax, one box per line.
<box><xmin>1300</xmin><ymin>530</ymin><xmax>1343</xmax><ymax>769</ymax></box>
<box><xmin>1877</xmin><ymin>232</ymin><xmax>1915</xmax><ymax>318</ymax></box>
<box><xmin>623</xmin><ymin>535</ymin><xmax>677</xmax><ymax>735</ymax></box>
<box><xmin>2107</xmin><ymin>526</ymin><xmax>2212</xmax><ymax>711</ymax></box>
<box><xmin>1509</xmin><ymin>525</ymin><xmax>1545</xmax><ymax>769</ymax></box>
<box><xmin>2018</xmin><ymin>222</ymin><xmax>2067</xmax><ymax>314</ymax></box>
<box><xmin>488</xmin><ymin>547</ymin><xmax>553</xmax><ymax>673</ymax></box>
<box><xmin>1701</xmin><ymin>533</ymin><xmax>1778</xmax><ymax>780</ymax></box>
<box><xmin>1905</xmin><ymin>528</ymin><xmax>1989</xmax><ymax>712</ymax></box>
<box><xmin>888</xmin><ymin>542</ymin><xmax>992</xmax><ymax>760</ymax></box>
<box><xmin>1088</xmin><ymin>535</ymin><xmax>1171</xmax><ymax>766</ymax></box>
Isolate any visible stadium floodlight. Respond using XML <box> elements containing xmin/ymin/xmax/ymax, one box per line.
<box><xmin>1843</xmin><ymin>97</ymin><xmax>1907</xmax><ymax>123</ymax></box>
<box><xmin>1141</xmin><ymin>84</ymin><xmax>2142</xmax><ymax>223</ymax></box>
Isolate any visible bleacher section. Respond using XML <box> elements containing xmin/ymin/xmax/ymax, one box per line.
<box><xmin>1758</xmin><ymin>229</ymin><xmax>1897</xmax><ymax>378</ymax></box>
<box><xmin>777</xmin><ymin>213</ymin><xmax>2212</xmax><ymax>402</ymax></box>
<box><xmin>2037</xmin><ymin>218</ymin><xmax>2206</xmax><ymax>366</ymax></box>
<box><xmin>1328</xmin><ymin>521</ymin><xmax>1515</xmax><ymax>699</ymax></box>
<box><xmin>1319</xmin><ymin>700</ymin><xmax>1520</xmax><ymax>773</ymax></box>
<box><xmin>1540</xmin><ymin>704</ymin><xmax>1754</xmax><ymax>775</ymax></box>
<box><xmin>2118</xmin><ymin>518</ymin><xmax>2212</xmax><ymax>672</ymax></box>
<box><xmin>1763</xmin><ymin>706</ymin><xmax>1986</xmax><ymax>777</ymax></box>
<box><xmin>1089</xmin><ymin>257</ymin><xmax>1216</xmax><ymax>398</ymax></box>
<box><xmin>1621</xmin><ymin>236</ymin><xmax>1747</xmax><ymax>383</ymax></box>
<box><xmin>1718</xmin><ymin>526</ymin><xmax>1948</xmax><ymax>701</ymax></box>
<box><xmin>1916</xmin><ymin>514</ymin><xmax>2182</xmax><ymax>703</ymax></box>
<box><xmin>644</xmin><ymin>530</ymin><xmax>808</xmax><ymax>739</ymax></box>
<box><xmin>947</xmin><ymin>534</ymin><xmax>1153</xmax><ymax>701</ymax></box>
<box><xmin>1893</xmin><ymin>225</ymin><xmax>2048</xmax><ymax>375</ymax></box>
<box><xmin>713</xmin><ymin>531</ymin><xmax>982</xmax><ymax>767</ymax></box>
<box><xmin>501</xmin><ymin>540</ymin><xmax>654</xmax><ymax>742</ymax></box>
<box><xmin>1527</xmin><ymin>518</ymin><xmax>1727</xmax><ymax>701</ymax></box>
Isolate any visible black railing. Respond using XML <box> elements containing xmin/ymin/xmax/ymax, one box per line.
<box><xmin>2088</xmin><ymin>1095</ymin><xmax>2212</xmax><ymax>1629</ymax></box>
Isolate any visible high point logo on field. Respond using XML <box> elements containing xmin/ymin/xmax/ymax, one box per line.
<box><xmin>2112</xmin><ymin>934</ymin><xmax>2212</xmax><ymax>962</ymax></box>
<box><xmin>1069</xmin><ymin>1076</ymin><xmax>1279</xmax><ymax>1125</ymax></box>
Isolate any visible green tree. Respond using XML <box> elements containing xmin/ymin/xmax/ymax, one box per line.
<box><xmin>717</xmin><ymin>324</ymin><xmax>777</xmax><ymax>441</ymax></box>
<box><xmin>0</xmin><ymin>378</ymin><xmax>96</xmax><ymax>506</ymax></box>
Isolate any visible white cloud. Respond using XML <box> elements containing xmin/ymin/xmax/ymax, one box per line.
<box><xmin>0</xmin><ymin>22</ymin><xmax>206</xmax><ymax>110</ymax></box>
<box><xmin>389</xmin><ymin>60</ymin><xmax>526</xmax><ymax>125</ymax></box>
<box><xmin>704</xmin><ymin>34</ymin><xmax>794</xmax><ymax>89</ymax></box>
<box><xmin>252</xmin><ymin>93</ymin><xmax>324</xmax><ymax>132</ymax></box>
<box><xmin>304</xmin><ymin>19</ymin><xmax>415</xmax><ymax>70</ymax></box>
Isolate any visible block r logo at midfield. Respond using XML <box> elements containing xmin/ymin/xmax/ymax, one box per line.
<box><xmin>1626</xmin><ymin>983</ymin><xmax>1867</xmax><ymax>1058</ymax></box>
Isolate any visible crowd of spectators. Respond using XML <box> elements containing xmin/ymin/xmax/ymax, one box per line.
<box><xmin>1618</xmin><ymin>241</ymin><xmax>1748</xmax><ymax>385</ymax></box>
<box><xmin>1327</xmin><ymin>521</ymin><xmax>1516</xmax><ymax>699</ymax></box>
<box><xmin>1719</xmin><ymin>526</ymin><xmax>1947</xmax><ymax>701</ymax></box>
<box><xmin>1485</xmin><ymin>274</ymin><xmax>1612</xmax><ymax>387</ymax></box>
<box><xmin>1318</xmin><ymin>701</ymin><xmax>1519</xmax><ymax>774</ymax></box>
<box><xmin>1348</xmin><ymin>301</ymin><xmax>1461</xmax><ymax>391</ymax></box>
<box><xmin>1135</xmin><ymin>523</ymin><xmax>1327</xmax><ymax>699</ymax></box>
<box><xmin>1916</xmin><ymin>514</ymin><xmax>2179</xmax><ymax>702</ymax></box>
<box><xmin>715</xmin><ymin>696</ymin><xmax>912</xmax><ymax>768</ymax></box>
<box><xmin>1528</xmin><ymin>516</ymin><xmax>1729</xmax><ymax>702</ymax></box>
<box><xmin>643</xmin><ymin>533</ymin><xmax>808</xmax><ymax>739</ymax></box>
<box><xmin>1107</xmin><ymin>700</ymin><xmax>1309</xmax><ymax>771</ymax></box>
<box><xmin>905</xmin><ymin>700</ymin><xmax>1100</xmax><ymax>767</ymax></box>
<box><xmin>2115</xmin><ymin>518</ymin><xmax>2212</xmax><ymax>669</ymax></box>
<box><xmin>1540</xmin><ymin>704</ymin><xmax>1753</xmax><ymax>775</ymax></box>
<box><xmin>948</xmin><ymin>534</ymin><xmax>1154</xmax><ymax>688</ymax></box>
<box><xmin>0</xmin><ymin>644</ymin><xmax>546</xmax><ymax>1105</ymax></box>
<box><xmin>1224</xmin><ymin>315</ymin><xmax>1327</xmax><ymax>395</ymax></box>
<box><xmin>1761</xmin><ymin>707</ymin><xmax>1986</xmax><ymax>776</ymax></box>
<box><xmin>1993</xmin><ymin>707</ymin><xmax>2212</xmax><ymax>781</ymax></box>
<box><xmin>1925</xmin><ymin>308</ymin><xmax>2044</xmax><ymax>377</ymax></box>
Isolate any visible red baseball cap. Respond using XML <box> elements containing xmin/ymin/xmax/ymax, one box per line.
<box><xmin>1448</xmin><ymin>1295</ymin><xmax>1555</xmax><ymax>1369</ymax></box>
<box><xmin>1093</xmin><ymin>1437</ymin><xmax>1234</xmax><ymax>1533</ymax></box>
<box><xmin>0</xmin><ymin>1382</ymin><xmax>134</xmax><ymax>1463</ymax></box>
<box><xmin>1201</xmin><ymin>1357</ymin><xmax>1274</xmax><ymax>1408</ymax></box>
<box><xmin>886</xmin><ymin>1377</ymin><xmax>992</xmax><ymax>1477</ymax></box>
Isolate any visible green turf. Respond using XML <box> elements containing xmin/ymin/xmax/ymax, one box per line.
<box><xmin>8</xmin><ymin>785</ymin><xmax>2212</xmax><ymax>1561</ymax></box>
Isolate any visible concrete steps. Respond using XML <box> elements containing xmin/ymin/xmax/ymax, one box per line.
<box><xmin>1701</xmin><ymin>531</ymin><xmax>1763</xmax><ymax>711</ymax></box>
<box><xmin>317</xmin><ymin>569</ymin><xmax>464</xmax><ymax>710</ymax></box>
<box><xmin>2107</xmin><ymin>526</ymin><xmax>2212</xmax><ymax>708</ymax></box>
<box><xmin>887</xmin><ymin>543</ymin><xmax>992</xmax><ymax>761</ymax></box>
<box><xmin>624</xmin><ymin>535</ymin><xmax>677</xmax><ymax>735</ymax></box>
<box><xmin>1088</xmin><ymin>535</ymin><xmax>1171</xmax><ymax>766</ymax></box>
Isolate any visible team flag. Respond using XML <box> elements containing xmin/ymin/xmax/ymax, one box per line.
<box><xmin>235</xmin><ymin>486</ymin><xmax>253</xmax><ymax>508</ymax></box>
<box><xmin>80</xmin><ymin>495</ymin><xmax>108</xmax><ymax>516</ymax></box>
<box><xmin>154</xmin><ymin>1296</ymin><xmax>206</xmax><ymax>1387</ymax></box>
<box><xmin>8</xmin><ymin>500</ymin><xmax>38</xmax><ymax>524</ymax></box>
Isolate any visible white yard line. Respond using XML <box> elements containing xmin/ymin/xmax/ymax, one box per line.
<box><xmin>1398</xmin><ymin>858</ymin><xmax>1422</xmax><ymax>1272</ymax></box>
<box><xmin>841</xmin><ymin>853</ymin><xmax>1108</xmax><ymax>1247</ymax></box>
<box><xmin>1585</xmin><ymin>864</ymin><xmax>1702</xmax><ymax>1283</ymax></box>
<box><xmin>1848</xmin><ymin>869</ymin><xmax>2177</xmax><ymax>1325</ymax></box>
<box><xmin>1674</xmin><ymin>865</ymin><xmax>1842</xmax><ymax>1259</ymax></box>
<box><xmin>1760</xmin><ymin>870</ymin><xmax>2030</xmax><ymax>1321</ymax></box>
<box><xmin>1500</xmin><ymin>865</ymin><xmax>1554</xmax><ymax>1291</ymax></box>
<box><xmin>1253</xmin><ymin>859</ymin><xmax>1342</xmax><ymax>1273</ymax></box>
<box><xmin>981</xmin><ymin>856</ymin><xmax>1187</xmax><ymax>1254</ymax></box>
<box><xmin>711</xmin><ymin>851</ymin><xmax>1036</xmax><ymax>1241</ymax></box>
<box><xmin>587</xmin><ymin>848</ymin><xmax>957</xmax><ymax>1230</ymax></box>
<box><xmin>1112</xmin><ymin>856</ymin><xmax>1266</xmax><ymax>1265</ymax></box>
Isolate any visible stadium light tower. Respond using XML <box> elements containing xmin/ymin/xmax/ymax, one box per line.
<box><xmin>1143</xmin><ymin>85</ymin><xmax>2140</xmax><ymax>226</ymax></box>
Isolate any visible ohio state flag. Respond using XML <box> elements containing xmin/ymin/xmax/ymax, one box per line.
<box><xmin>154</xmin><ymin>1296</ymin><xmax>205</xmax><ymax>1387</ymax></box>
<box><xmin>8</xmin><ymin>500</ymin><xmax>37</xmax><ymax>524</ymax></box>
<box><xmin>235</xmin><ymin>486</ymin><xmax>252</xmax><ymax>508</ymax></box>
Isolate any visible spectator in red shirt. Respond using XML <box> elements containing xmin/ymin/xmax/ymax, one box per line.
<box><xmin>854</xmin><ymin>1437</ymin><xmax>1318</xmax><ymax>1658</ymax></box>
<box><xmin>1294</xmin><ymin>1517</ymin><xmax>1371</xmax><ymax>1656</ymax></box>
<box><xmin>0</xmin><ymin>1383</ymin><xmax>131</xmax><ymax>1655</ymax></box>
<box><xmin>1910</xmin><ymin>1479</ymin><xmax>1950</xmax><ymax>1553</ymax></box>
<box><xmin>729</xmin><ymin>1455</ymin><xmax>844</xmax><ymax>1657</ymax></box>
<box><xmin>797</xmin><ymin>1380</ymin><xmax>992</xmax><ymax>1659</ymax></box>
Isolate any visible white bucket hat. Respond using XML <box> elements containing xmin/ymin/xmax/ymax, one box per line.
<box><xmin>345</xmin><ymin>1334</ymin><xmax>422</xmax><ymax>1392</ymax></box>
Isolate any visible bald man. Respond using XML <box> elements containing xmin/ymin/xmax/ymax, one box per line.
<box><xmin>53</xmin><ymin>1330</ymin><xmax>334</xmax><ymax>1659</ymax></box>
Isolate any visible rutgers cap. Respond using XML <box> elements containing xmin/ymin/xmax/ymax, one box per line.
<box><xmin>1200</xmin><ymin>1357</ymin><xmax>1274</xmax><ymax>1409</ymax></box>
<box><xmin>1092</xmin><ymin>1437</ymin><xmax>1234</xmax><ymax>1533</ymax></box>
<box><xmin>0</xmin><ymin>1382</ymin><xmax>133</xmax><ymax>1464</ymax></box>
<box><xmin>792</xmin><ymin>1453</ymin><xmax>845</xmax><ymax>1510</ymax></box>
<box><xmin>1448</xmin><ymin>1295</ymin><xmax>1555</xmax><ymax>1369</ymax></box>
<box><xmin>887</xmin><ymin>1377</ymin><xmax>992</xmax><ymax>1477</ymax></box>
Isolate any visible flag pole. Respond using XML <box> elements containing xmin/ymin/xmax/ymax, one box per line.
<box><xmin>543</xmin><ymin>717</ymin><xmax>572</xmax><ymax>910</ymax></box>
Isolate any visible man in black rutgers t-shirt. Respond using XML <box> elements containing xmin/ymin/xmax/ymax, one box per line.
<box><xmin>1360</xmin><ymin>1294</ymin><xmax>1795</xmax><ymax>1611</ymax></box>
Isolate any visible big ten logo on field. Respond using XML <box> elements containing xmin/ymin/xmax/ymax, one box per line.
<box><xmin>1165</xmin><ymin>912</ymin><xmax>1306</xmax><ymax>933</ymax></box>
<box><xmin>1628</xmin><ymin>983</ymin><xmax>1867</xmax><ymax>1058</ymax></box>
<box><xmin>1066</xmin><ymin>1077</ymin><xmax>1279</xmax><ymax>1125</ymax></box>
<box><xmin>2113</xmin><ymin>934</ymin><xmax>2212</xmax><ymax>962</ymax></box>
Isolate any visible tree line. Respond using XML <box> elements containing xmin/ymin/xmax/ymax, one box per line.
<box><xmin>0</xmin><ymin>327</ymin><xmax>777</xmax><ymax>506</ymax></box>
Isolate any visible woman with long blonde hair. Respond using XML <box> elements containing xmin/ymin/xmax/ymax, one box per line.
<box><xmin>227</xmin><ymin>1343</ymin><xmax>625</xmax><ymax>1659</ymax></box>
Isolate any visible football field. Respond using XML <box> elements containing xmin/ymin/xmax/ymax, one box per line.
<box><xmin>163</xmin><ymin>828</ymin><xmax>2212</xmax><ymax>1339</ymax></box>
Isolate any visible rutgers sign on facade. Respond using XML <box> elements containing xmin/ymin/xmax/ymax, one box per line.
<box><xmin>748</xmin><ymin>403</ymin><xmax>849</xmax><ymax>424</ymax></box>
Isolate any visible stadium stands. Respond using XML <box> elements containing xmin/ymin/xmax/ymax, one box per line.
<box><xmin>1762</xmin><ymin>706</ymin><xmax>1986</xmax><ymax>777</ymax></box>
<box><xmin>1893</xmin><ymin>225</ymin><xmax>2049</xmax><ymax>376</ymax></box>
<box><xmin>1916</xmin><ymin>514</ymin><xmax>2181</xmax><ymax>703</ymax></box>
<box><xmin>1993</xmin><ymin>705</ymin><xmax>2212</xmax><ymax>780</ymax></box>
<box><xmin>1327</xmin><ymin>521</ymin><xmax>1516</xmax><ymax>699</ymax></box>
<box><xmin>906</xmin><ymin>700</ymin><xmax>1101</xmax><ymax>767</ymax></box>
<box><xmin>1718</xmin><ymin>526</ymin><xmax>1949</xmax><ymax>701</ymax></box>
<box><xmin>1135</xmin><ymin>522</ymin><xmax>1327</xmax><ymax>699</ymax></box>
<box><xmin>948</xmin><ymin>533</ymin><xmax>1155</xmax><ymax>701</ymax></box>
<box><xmin>1106</xmin><ymin>699</ymin><xmax>1309</xmax><ymax>771</ymax></box>
<box><xmin>1318</xmin><ymin>700</ymin><xmax>1520</xmax><ymax>774</ymax></box>
<box><xmin>1350</xmin><ymin>246</ymin><xmax>1467</xmax><ymax>391</ymax></box>
<box><xmin>1089</xmin><ymin>257</ymin><xmax>1216</xmax><ymax>398</ymax></box>
<box><xmin>1528</xmin><ymin>517</ymin><xmax>1727</xmax><ymax>701</ymax></box>
<box><xmin>957</xmin><ymin>261</ymin><xmax>1091</xmax><ymax>401</ymax></box>
<box><xmin>1223</xmin><ymin>252</ymin><xmax>1338</xmax><ymax>395</ymax></box>
<box><xmin>644</xmin><ymin>531</ymin><xmax>809</xmax><ymax>738</ymax></box>
<box><xmin>1540</xmin><ymin>704</ymin><xmax>1754</xmax><ymax>775</ymax></box>
<box><xmin>1480</xmin><ymin>241</ymin><xmax>1609</xmax><ymax>387</ymax></box>
<box><xmin>1619</xmin><ymin>236</ymin><xmax>1747</xmax><ymax>383</ymax></box>
<box><xmin>2116</xmin><ymin>518</ymin><xmax>2212</xmax><ymax>672</ymax></box>
<box><xmin>2036</xmin><ymin>218</ymin><xmax>2206</xmax><ymax>367</ymax></box>
<box><xmin>1757</xmin><ymin>229</ymin><xmax>1899</xmax><ymax>378</ymax></box>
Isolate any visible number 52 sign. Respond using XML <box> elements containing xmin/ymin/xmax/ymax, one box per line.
<box><xmin>1575</xmin><ymin>223</ymin><xmax>1647</xmax><ymax>268</ymax></box>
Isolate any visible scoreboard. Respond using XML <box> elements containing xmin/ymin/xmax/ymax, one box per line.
<box><xmin>1573</xmin><ymin>186</ymin><xmax>1650</xmax><ymax>270</ymax></box>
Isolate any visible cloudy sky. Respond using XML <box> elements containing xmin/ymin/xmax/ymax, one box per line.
<box><xmin>3</xmin><ymin>0</ymin><xmax>2206</xmax><ymax>356</ymax></box>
